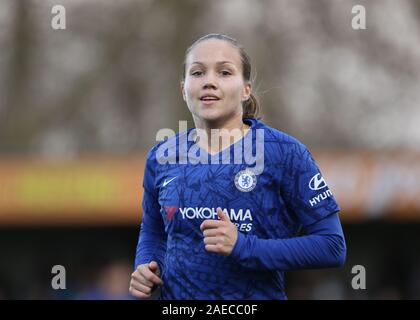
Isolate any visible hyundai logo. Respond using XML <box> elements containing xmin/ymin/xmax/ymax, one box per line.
<box><xmin>309</xmin><ymin>173</ymin><xmax>328</xmax><ymax>191</ymax></box>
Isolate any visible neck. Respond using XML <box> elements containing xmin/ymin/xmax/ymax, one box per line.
<box><xmin>192</xmin><ymin>113</ymin><xmax>251</xmax><ymax>154</ymax></box>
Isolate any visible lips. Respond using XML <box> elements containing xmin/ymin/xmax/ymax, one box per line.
<box><xmin>200</xmin><ymin>94</ymin><xmax>220</xmax><ymax>101</ymax></box>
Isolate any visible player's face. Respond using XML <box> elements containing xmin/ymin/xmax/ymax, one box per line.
<box><xmin>182</xmin><ymin>39</ymin><xmax>251</xmax><ymax>125</ymax></box>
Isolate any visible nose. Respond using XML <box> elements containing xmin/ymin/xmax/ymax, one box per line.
<box><xmin>203</xmin><ymin>82</ymin><xmax>217</xmax><ymax>90</ymax></box>
<box><xmin>202</xmin><ymin>71</ymin><xmax>218</xmax><ymax>90</ymax></box>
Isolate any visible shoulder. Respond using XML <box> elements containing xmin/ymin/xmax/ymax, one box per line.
<box><xmin>253</xmin><ymin>119</ymin><xmax>310</xmax><ymax>159</ymax></box>
<box><xmin>145</xmin><ymin>128</ymin><xmax>193</xmax><ymax>163</ymax></box>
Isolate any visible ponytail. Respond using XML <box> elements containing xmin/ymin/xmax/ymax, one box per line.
<box><xmin>242</xmin><ymin>93</ymin><xmax>260</xmax><ymax>119</ymax></box>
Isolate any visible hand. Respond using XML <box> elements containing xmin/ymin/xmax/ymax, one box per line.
<box><xmin>200</xmin><ymin>207</ymin><xmax>238</xmax><ymax>256</ymax></box>
<box><xmin>129</xmin><ymin>261</ymin><xmax>163</xmax><ymax>299</ymax></box>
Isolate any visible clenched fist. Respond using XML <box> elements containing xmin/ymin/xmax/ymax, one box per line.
<box><xmin>200</xmin><ymin>207</ymin><xmax>238</xmax><ymax>256</ymax></box>
<box><xmin>129</xmin><ymin>261</ymin><xmax>163</xmax><ymax>299</ymax></box>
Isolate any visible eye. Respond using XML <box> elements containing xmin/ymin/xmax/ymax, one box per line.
<box><xmin>221</xmin><ymin>70</ymin><xmax>231</xmax><ymax>76</ymax></box>
<box><xmin>191</xmin><ymin>70</ymin><xmax>203</xmax><ymax>76</ymax></box>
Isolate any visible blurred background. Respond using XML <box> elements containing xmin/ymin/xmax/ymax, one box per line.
<box><xmin>1</xmin><ymin>0</ymin><xmax>420</xmax><ymax>299</ymax></box>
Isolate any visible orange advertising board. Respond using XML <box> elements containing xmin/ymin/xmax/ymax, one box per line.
<box><xmin>1</xmin><ymin>150</ymin><xmax>420</xmax><ymax>225</ymax></box>
<box><xmin>0</xmin><ymin>156</ymin><xmax>145</xmax><ymax>225</ymax></box>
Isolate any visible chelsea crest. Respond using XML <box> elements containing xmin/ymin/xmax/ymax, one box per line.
<box><xmin>235</xmin><ymin>169</ymin><xmax>257</xmax><ymax>192</ymax></box>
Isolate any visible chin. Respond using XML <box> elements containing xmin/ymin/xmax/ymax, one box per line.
<box><xmin>197</xmin><ymin>109</ymin><xmax>225</xmax><ymax>122</ymax></box>
<box><xmin>191</xmin><ymin>104</ymin><xmax>238</xmax><ymax>125</ymax></box>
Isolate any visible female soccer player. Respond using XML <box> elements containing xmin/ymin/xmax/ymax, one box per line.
<box><xmin>129</xmin><ymin>33</ymin><xmax>346</xmax><ymax>300</ymax></box>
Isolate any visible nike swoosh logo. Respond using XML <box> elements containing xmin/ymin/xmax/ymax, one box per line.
<box><xmin>163</xmin><ymin>177</ymin><xmax>177</xmax><ymax>187</ymax></box>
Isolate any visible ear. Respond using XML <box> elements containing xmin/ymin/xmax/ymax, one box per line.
<box><xmin>242</xmin><ymin>82</ymin><xmax>252</xmax><ymax>101</ymax></box>
<box><xmin>180</xmin><ymin>81</ymin><xmax>186</xmax><ymax>101</ymax></box>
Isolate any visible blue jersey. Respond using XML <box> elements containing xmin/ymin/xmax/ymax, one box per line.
<box><xmin>135</xmin><ymin>118</ymin><xmax>346</xmax><ymax>300</ymax></box>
